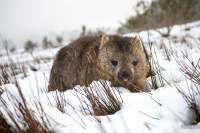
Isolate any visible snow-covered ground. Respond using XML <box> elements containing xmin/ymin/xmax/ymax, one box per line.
<box><xmin>0</xmin><ymin>21</ymin><xmax>200</xmax><ymax>133</ymax></box>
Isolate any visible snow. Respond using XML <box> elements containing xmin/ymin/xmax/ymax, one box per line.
<box><xmin>1</xmin><ymin>21</ymin><xmax>200</xmax><ymax>132</ymax></box>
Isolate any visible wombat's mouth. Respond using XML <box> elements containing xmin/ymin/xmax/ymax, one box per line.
<box><xmin>117</xmin><ymin>67</ymin><xmax>134</xmax><ymax>87</ymax></box>
<box><xmin>118</xmin><ymin>78</ymin><xmax>132</xmax><ymax>86</ymax></box>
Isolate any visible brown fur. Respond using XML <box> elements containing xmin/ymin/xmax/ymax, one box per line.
<box><xmin>48</xmin><ymin>34</ymin><xmax>149</xmax><ymax>92</ymax></box>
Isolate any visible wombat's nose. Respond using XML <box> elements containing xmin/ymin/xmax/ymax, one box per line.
<box><xmin>118</xmin><ymin>68</ymin><xmax>131</xmax><ymax>81</ymax></box>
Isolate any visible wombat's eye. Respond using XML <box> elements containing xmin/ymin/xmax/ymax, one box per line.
<box><xmin>132</xmin><ymin>60</ymin><xmax>138</xmax><ymax>66</ymax></box>
<box><xmin>111</xmin><ymin>60</ymin><xmax>118</xmax><ymax>66</ymax></box>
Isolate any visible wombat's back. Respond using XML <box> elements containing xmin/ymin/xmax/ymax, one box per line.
<box><xmin>48</xmin><ymin>36</ymin><xmax>102</xmax><ymax>91</ymax></box>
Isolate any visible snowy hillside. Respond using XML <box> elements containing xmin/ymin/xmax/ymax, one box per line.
<box><xmin>0</xmin><ymin>21</ymin><xmax>200</xmax><ymax>133</ymax></box>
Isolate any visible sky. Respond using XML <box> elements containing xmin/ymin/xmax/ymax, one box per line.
<box><xmin>0</xmin><ymin>0</ymin><xmax>137</xmax><ymax>46</ymax></box>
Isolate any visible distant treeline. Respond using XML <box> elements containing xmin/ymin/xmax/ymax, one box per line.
<box><xmin>118</xmin><ymin>0</ymin><xmax>200</xmax><ymax>36</ymax></box>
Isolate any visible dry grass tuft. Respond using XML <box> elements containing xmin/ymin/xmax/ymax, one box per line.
<box><xmin>75</xmin><ymin>80</ymin><xmax>122</xmax><ymax>116</ymax></box>
<box><xmin>177</xmin><ymin>55</ymin><xmax>200</xmax><ymax>124</ymax></box>
<box><xmin>147</xmin><ymin>34</ymin><xmax>164</xmax><ymax>89</ymax></box>
<box><xmin>0</xmin><ymin>81</ymin><xmax>53</xmax><ymax>133</ymax></box>
<box><xmin>53</xmin><ymin>91</ymin><xmax>67</xmax><ymax>113</ymax></box>
<box><xmin>0</xmin><ymin>46</ymin><xmax>53</xmax><ymax>132</ymax></box>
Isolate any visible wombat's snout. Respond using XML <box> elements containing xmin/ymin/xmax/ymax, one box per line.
<box><xmin>118</xmin><ymin>68</ymin><xmax>133</xmax><ymax>85</ymax></box>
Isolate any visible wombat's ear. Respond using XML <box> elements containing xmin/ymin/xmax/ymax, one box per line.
<box><xmin>99</xmin><ymin>34</ymin><xmax>110</xmax><ymax>50</ymax></box>
<box><xmin>132</xmin><ymin>35</ymin><xmax>144</xmax><ymax>50</ymax></box>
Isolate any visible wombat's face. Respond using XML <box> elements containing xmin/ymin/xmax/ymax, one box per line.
<box><xmin>98</xmin><ymin>35</ymin><xmax>147</xmax><ymax>88</ymax></box>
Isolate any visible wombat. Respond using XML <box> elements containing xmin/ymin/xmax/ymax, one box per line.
<box><xmin>48</xmin><ymin>34</ymin><xmax>149</xmax><ymax>92</ymax></box>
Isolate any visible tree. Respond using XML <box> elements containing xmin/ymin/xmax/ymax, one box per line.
<box><xmin>80</xmin><ymin>25</ymin><xmax>106</xmax><ymax>37</ymax></box>
<box><xmin>42</xmin><ymin>36</ymin><xmax>53</xmax><ymax>49</ymax></box>
<box><xmin>2</xmin><ymin>39</ymin><xmax>16</xmax><ymax>53</ymax></box>
<box><xmin>80</xmin><ymin>25</ymin><xmax>87</xmax><ymax>37</ymax></box>
<box><xmin>56</xmin><ymin>36</ymin><xmax>63</xmax><ymax>45</ymax></box>
<box><xmin>24</xmin><ymin>40</ymin><xmax>37</xmax><ymax>52</ymax></box>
